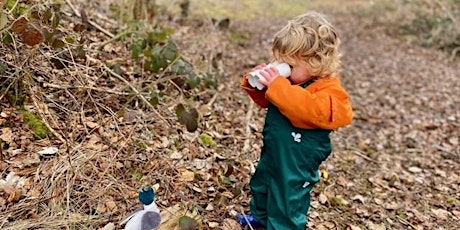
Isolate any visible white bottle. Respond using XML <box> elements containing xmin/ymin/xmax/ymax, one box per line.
<box><xmin>247</xmin><ymin>62</ymin><xmax>291</xmax><ymax>90</ymax></box>
<box><xmin>121</xmin><ymin>187</ymin><xmax>161</xmax><ymax>230</ymax></box>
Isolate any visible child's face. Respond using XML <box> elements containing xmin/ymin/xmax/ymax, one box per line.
<box><xmin>287</xmin><ymin>60</ymin><xmax>312</xmax><ymax>85</ymax></box>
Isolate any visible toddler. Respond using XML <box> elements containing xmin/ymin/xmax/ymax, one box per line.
<box><xmin>238</xmin><ymin>11</ymin><xmax>354</xmax><ymax>230</ymax></box>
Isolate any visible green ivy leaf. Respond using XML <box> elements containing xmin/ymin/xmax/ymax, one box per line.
<box><xmin>111</xmin><ymin>64</ymin><xmax>122</xmax><ymax>76</ymax></box>
<box><xmin>42</xmin><ymin>8</ymin><xmax>53</xmax><ymax>22</ymax></box>
<box><xmin>175</xmin><ymin>104</ymin><xmax>186</xmax><ymax>118</ymax></box>
<box><xmin>163</xmin><ymin>40</ymin><xmax>178</xmax><ymax>61</ymax></box>
<box><xmin>146</xmin><ymin>28</ymin><xmax>174</xmax><ymax>45</ymax></box>
<box><xmin>175</xmin><ymin>105</ymin><xmax>199</xmax><ymax>132</ymax></box>
<box><xmin>65</xmin><ymin>36</ymin><xmax>75</xmax><ymax>44</ymax></box>
<box><xmin>51</xmin><ymin>39</ymin><xmax>65</xmax><ymax>49</ymax></box>
<box><xmin>43</xmin><ymin>30</ymin><xmax>54</xmax><ymax>44</ymax></box>
<box><xmin>51</xmin><ymin>12</ymin><xmax>60</xmax><ymax>28</ymax></box>
<box><xmin>75</xmin><ymin>45</ymin><xmax>86</xmax><ymax>59</ymax></box>
<box><xmin>149</xmin><ymin>92</ymin><xmax>159</xmax><ymax>106</ymax></box>
<box><xmin>2</xmin><ymin>32</ymin><xmax>13</xmax><ymax>44</ymax></box>
<box><xmin>7</xmin><ymin>0</ymin><xmax>16</xmax><ymax>10</ymax></box>
<box><xmin>146</xmin><ymin>55</ymin><xmax>168</xmax><ymax>73</ymax></box>
<box><xmin>130</xmin><ymin>42</ymin><xmax>143</xmax><ymax>61</ymax></box>
<box><xmin>187</xmin><ymin>73</ymin><xmax>201</xmax><ymax>89</ymax></box>
<box><xmin>143</xmin><ymin>48</ymin><xmax>152</xmax><ymax>58</ymax></box>
<box><xmin>172</xmin><ymin>58</ymin><xmax>193</xmax><ymax>75</ymax></box>
<box><xmin>51</xmin><ymin>57</ymin><xmax>65</xmax><ymax>69</ymax></box>
<box><xmin>151</xmin><ymin>46</ymin><xmax>162</xmax><ymax>56</ymax></box>
<box><xmin>0</xmin><ymin>61</ymin><xmax>7</xmax><ymax>74</ymax></box>
<box><xmin>203</xmin><ymin>73</ymin><xmax>217</xmax><ymax>88</ymax></box>
<box><xmin>73</xmin><ymin>24</ymin><xmax>86</xmax><ymax>32</ymax></box>
<box><xmin>29</xmin><ymin>10</ymin><xmax>40</xmax><ymax>19</ymax></box>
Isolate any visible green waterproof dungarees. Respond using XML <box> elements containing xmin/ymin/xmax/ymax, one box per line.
<box><xmin>250</xmin><ymin>83</ymin><xmax>332</xmax><ymax>230</ymax></box>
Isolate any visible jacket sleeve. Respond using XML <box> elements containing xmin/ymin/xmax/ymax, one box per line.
<box><xmin>265</xmin><ymin>77</ymin><xmax>353</xmax><ymax>130</ymax></box>
<box><xmin>241</xmin><ymin>75</ymin><xmax>270</xmax><ymax>108</ymax></box>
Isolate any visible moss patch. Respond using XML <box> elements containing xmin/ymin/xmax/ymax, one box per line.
<box><xmin>230</xmin><ymin>31</ymin><xmax>251</xmax><ymax>46</ymax></box>
<box><xmin>23</xmin><ymin>111</ymin><xmax>51</xmax><ymax>139</ymax></box>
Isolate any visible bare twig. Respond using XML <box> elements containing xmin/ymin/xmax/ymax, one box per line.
<box><xmin>435</xmin><ymin>145</ymin><xmax>458</xmax><ymax>156</ymax></box>
<box><xmin>451</xmin><ymin>47</ymin><xmax>459</xmax><ymax>60</ymax></box>
<box><xmin>6</xmin><ymin>0</ymin><xmax>19</xmax><ymax>14</ymax></box>
<box><xmin>96</xmin><ymin>29</ymin><xmax>133</xmax><ymax>50</ymax></box>
<box><xmin>434</xmin><ymin>0</ymin><xmax>457</xmax><ymax>28</ymax></box>
<box><xmin>64</xmin><ymin>0</ymin><xmax>114</xmax><ymax>38</ymax></box>
<box><xmin>28</xmin><ymin>85</ymin><xmax>67</xmax><ymax>144</ymax></box>
<box><xmin>102</xmin><ymin>64</ymin><xmax>171</xmax><ymax>126</ymax></box>
<box><xmin>206</xmin><ymin>85</ymin><xmax>224</xmax><ymax>107</ymax></box>
<box><xmin>348</xmin><ymin>147</ymin><xmax>379</xmax><ymax>163</ymax></box>
<box><xmin>43</xmin><ymin>82</ymin><xmax>132</xmax><ymax>96</ymax></box>
<box><xmin>239</xmin><ymin>207</ymin><xmax>255</xmax><ymax>230</ymax></box>
<box><xmin>396</xmin><ymin>215</ymin><xmax>417</xmax><ymax>229</ymax></box>
<box><xmin>0</xmin><ymin>141</ymin><xmax>3</xmax><ymax>161</ymax></box>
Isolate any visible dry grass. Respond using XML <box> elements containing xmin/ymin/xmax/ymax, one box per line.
<box><xmin>1</xmin><ymin>0</ymin><xmax>242</xmax><ymax>229</ymax></box>
<box><xmin>1</xmin><ymin>0</ymin><xmax>459</xmax><ymax>230</ymax></box>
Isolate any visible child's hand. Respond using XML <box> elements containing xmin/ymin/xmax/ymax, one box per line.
<box><xmin>258</xmin><ymin>66</ymin><xmax>280</xmax><ymax>87</ymax></box>
<box><xmin>245</xmin><ymin>64</ymin><xmax>267</xmax><ymax>82</ymax></box>
<box><xmin>251</xmin><ymin>63</ymin><xmax>267</xmax><ymax>72</ymax></box>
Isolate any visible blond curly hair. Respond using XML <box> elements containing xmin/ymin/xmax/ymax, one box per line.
<box><xmin>272</xmin><ymin>11</ymin><xmax>342</xmax><ymax>78</ymax></box>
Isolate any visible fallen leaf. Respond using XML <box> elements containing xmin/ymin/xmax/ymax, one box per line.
<box><xmin>98</xmin><ymin>223</ymin><xmax>115</xmax><ymax>230</ymax></box>
<box><xmin>181</xmin><ymin>170</ymin><xmax>195</xmax><ymax>182</ymax></box>
<box><xmin>366</xmin><ymin>222</ymin><xmax>386</xmax><ymax>230</ymax></box>
<box><xmin>37</xmin><ymin>147</ymin><xmax>58</xmax><ymax>156</ymax></box>
<box><xmin>21</xmin><ymin>21</ymin><xmax>44</xmax><ymax>46</ymax></box>
<box><xmin>179</xmin><ymin>216</ymin><xmax>199</xmax><ymax>230</ymax></box>
<box><xmin>159</xmin><ymin>204</ymin><xmax>202</xmax><ymax>230</ymax></box>
<box><xmin>431</xmin><ymin>208</ymin><xmax>450</xmax><ymax>220</ymax></box>
<box><xmin>3</xmin><ymin>185</ymin><xmax>22</xmax><ymax>202</ymax></box>
<box><xmin>319</xmin><ymin>193</ymin><xmax>328</xmax><ymax>204</ymax></box>
<box><xmin>0</xmin><ymin>127</ymin><xmax>14</xmax><ymax>145</ymax></box>
<box><xmin>0</xmin><ymin>172</ymin><xmax>26</xmax><ymax>189</ymax></box>
<box><xmin>85</xmin><ymin>121</ymin><xmax>100</xmax><ymax>129</ymax></box>
<box><xmin>222</xmin><ymin>218</ymin><xmax>243</xmax><ymax>230</ymax></box>
<box><xmin>208</xmin><ymin>222</ymin><xmax>219</xmax><ymax>228</ymax></box>
<box><xmin>337</xmin><ymin>176</ymin><xmax>348</xmax><ymax>187</ymax></box>
<box><xmin>349</xmin><ymin>225</ymin><xmax>362</xmax><ymax>230</ymax></box>
<box><xmin>320</xmin><ymin>169</ymin><xmax>329</xmax><ymax>181</ymax></box>
<box><xmin>408</xmin><ymin>166</ymin><xmax>422</xmax><ymax>173</ymax></box>
<box><xmin>12</xmin><ymin>17</ymin><xmax>28</xmax><ymax>34</ymax></box>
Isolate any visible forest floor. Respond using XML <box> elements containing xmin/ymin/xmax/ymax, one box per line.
<box><xmin>1</xmin><ymin>0</ymin><xmax>459</xmax><ymax>230</ymax></box>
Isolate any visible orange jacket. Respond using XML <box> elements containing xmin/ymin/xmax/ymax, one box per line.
<box><xmin>242</xmin><ymin>75</ymin><xmax>353</xmax><ymax>130</ymax></box>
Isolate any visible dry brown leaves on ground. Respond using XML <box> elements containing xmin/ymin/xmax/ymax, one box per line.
<box><xmin>1</xmin><ymin>1</ymin><xmax>459</xmax><ymax>230</ymax></box>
